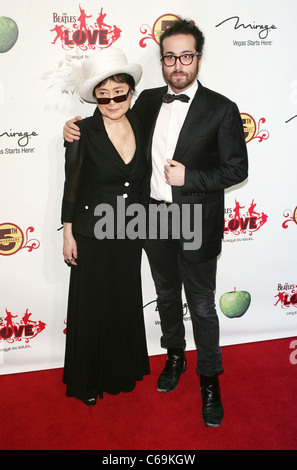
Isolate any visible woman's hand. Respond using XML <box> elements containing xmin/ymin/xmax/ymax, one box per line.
<box><xmin>63</xmin><ymin>223</ymin><xmax>78</xmax><ymax>266</ymax></box>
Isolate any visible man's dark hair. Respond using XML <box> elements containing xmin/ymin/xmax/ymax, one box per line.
<box><xmin>159</xmin><ymin>19</ymin><xmax>205</xmax><ymax>55</ymax></box>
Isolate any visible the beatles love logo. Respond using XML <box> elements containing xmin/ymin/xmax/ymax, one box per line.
<box><xmin>224</xmin><ymin>199</ymin><xmax>268</xmax><ymax>235</ymax></box>
<box><xmin>274</xmin><ymin>284</ymin><xmax>297</xmax><ymax>309</ymax></box>
<box><xmin>0</xmin><ymin>309</ymin><xmax>46</xmax><ymax>344</ymax></box>
<box><xmin>50</xmin><ymin>6</ymin><xmax>121</xmax><ymax>50</ymax></box>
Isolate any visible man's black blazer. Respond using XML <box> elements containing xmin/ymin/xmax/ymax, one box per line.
<box><xmin>133</xmin><ymin>81</ymin><xmax>248</xmax><ymax>262</ymax></box>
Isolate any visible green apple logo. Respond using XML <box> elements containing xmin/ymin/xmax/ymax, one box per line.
<box><xmin>219</xmin><ymin>288</ymin><xmax>251</xmax><ymax>318</ymax></box>
<box><xmin>0</xmin><ymin>17</ymin><xmax>19</xmax><ymax>53</ymax></box>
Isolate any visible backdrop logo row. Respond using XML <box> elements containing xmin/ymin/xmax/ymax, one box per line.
<box><xmin>49</xmin><ymin>6</ymin><xmax>278</xmax><ymax>50</ymax></box>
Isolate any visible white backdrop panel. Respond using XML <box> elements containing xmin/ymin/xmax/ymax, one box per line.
<box><xmin>0</xmin><ymin>0</ymin><xmax>297</xmax><ymax>374</ymax></box>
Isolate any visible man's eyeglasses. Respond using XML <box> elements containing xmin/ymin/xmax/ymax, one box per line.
<box><xmin>96</xmin><ymin>90</ymin><xmax>130</xmax><ymax>105</ymax></box>
<box><xmin>161</xmin><ymin>53</ymin><xmax>201</xmax><ymax>67</ymax></box>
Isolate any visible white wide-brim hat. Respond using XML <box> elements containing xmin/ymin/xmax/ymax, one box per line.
<box><xmin>79</xmin><ymin>48</ymin><xmax>142</xmax><ymax>103</ymax></box>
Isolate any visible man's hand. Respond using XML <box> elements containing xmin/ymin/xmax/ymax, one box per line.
<box><xmin>63</xmin><ymin>116</ymin><xmax>82</xmax><ymax>142</ymax></box>
<box><xmin>164</xmin><ymin>159</ymin><xmax>185</xmax><ymax>186</ymax></box>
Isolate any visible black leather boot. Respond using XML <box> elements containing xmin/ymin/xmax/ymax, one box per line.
<box><xmin>157</xmin><ymin>348</ymin><xmax>187</xmax><ymax>393</ymax></box>
<box><xmin>199</xmin><ymin>374</ymin><xmax>224</xmax><ymax>427</ymax></box>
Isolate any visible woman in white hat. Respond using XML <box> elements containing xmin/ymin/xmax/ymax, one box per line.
<box><xmin>61</xmin><ymin>48</ymin><xmax>150</xmax><ymax>406</ymax></box>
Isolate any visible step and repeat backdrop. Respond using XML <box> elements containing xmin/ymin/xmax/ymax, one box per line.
<box><xmin>1</xmin><ymin>0</ymin><xmax>297</xmax><ymax>374</ymax></box>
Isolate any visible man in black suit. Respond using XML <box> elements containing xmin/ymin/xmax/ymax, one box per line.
<box><xmin>63</xmin><ymin>19</ymin><xmax>248</xmax><ymax>427</ymax></box>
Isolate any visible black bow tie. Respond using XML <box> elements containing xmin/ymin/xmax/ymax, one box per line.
<box><xmin>162</xmin><ymin>93</ymin><xmax>190</xmax><ymax>103</ymax></box>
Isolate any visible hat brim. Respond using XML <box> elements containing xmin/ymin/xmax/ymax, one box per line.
<box><xmin>79</xmin><ymin>64</ymin><xmax>142</xmax><ymax>103</ymax></box>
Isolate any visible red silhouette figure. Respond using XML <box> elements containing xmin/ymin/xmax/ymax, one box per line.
<box><xmin>22</xmin><ymin>309</ymin><xmax>33</xmax><ymax>325</ymax></box>
<box><xmin>111</xmin><ymin>25</ymin><xmax>122</xmax><ymax>41</ymax></box>
<box><xmin>233</xmin><ymin>199</ymin><xmax>245</xmax><ymax>220</ymax></box>
<box><xmin>274</xmin><ymin>292</ymin><xmax>286</xmax><ymax>306</ymax></box>
<box><xmin>259</xmin><ymin>212</ymin><xmax>268</xmax><ymax>226</ymax></box>
<box><xmin>4</xmin><ymin>309</ymin><xmax>17</xmax><ymax>334</ymax></box>
<box><xmin>96</xmin><ymin>8</ymin><xmax>110</xmax><ymax>29</ymax></box>
<box><xmin>248</xmin><ymin>199</ymin><xmax>260</xmax><ymax>217</ymax></box>
<box><xmin>50</xmin><ymin>25</ymin><xmax>65</xmax><ymax>44</ymax></box>
<box><xmin>77</xmin><ymin>5</ymin><xmax>92</xmax><ymax>35</ymax></box>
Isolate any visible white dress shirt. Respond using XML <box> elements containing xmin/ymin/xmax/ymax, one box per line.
<box><xmin>150</xmin><ymin>80</ymin><xmax>198</xmax><ymax>202</ymax></box>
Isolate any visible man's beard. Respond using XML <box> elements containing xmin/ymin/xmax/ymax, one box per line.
<box><xmin>163</xmin><ymin>66</ymin><xmax>198</xmax><ymax>91</ymax></box>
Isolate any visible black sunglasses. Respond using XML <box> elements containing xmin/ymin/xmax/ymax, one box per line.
<box><xmin>96</xmin><ymin>90</ymin><xmax>131</xmax><ymax>105</ymax></box>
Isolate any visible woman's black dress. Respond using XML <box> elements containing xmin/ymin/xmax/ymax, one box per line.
<box><xmin>61</xmin><ymin>108</ymin><xmax>150</xmax><ymax>401</ymax></box>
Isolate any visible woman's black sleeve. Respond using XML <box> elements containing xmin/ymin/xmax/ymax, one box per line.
<box><xmin>61</xmin><ymin>138</ymin><xmax>84</xmax><ymax>223</ymax></box>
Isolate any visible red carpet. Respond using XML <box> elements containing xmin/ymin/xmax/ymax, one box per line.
<box><xmin>1</xmin><ymin>337</ymin><xmax>296</xmax><ymax>451</ymax></box>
